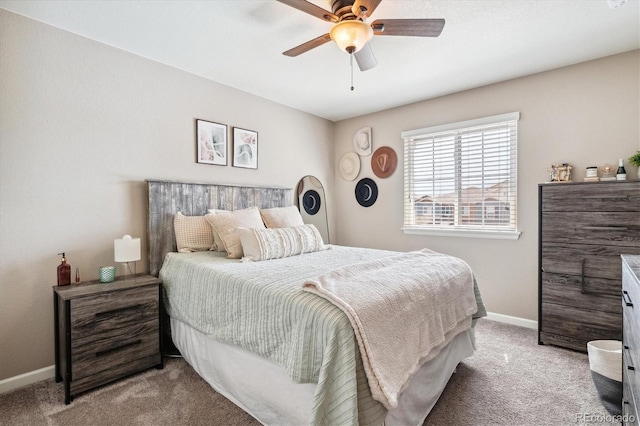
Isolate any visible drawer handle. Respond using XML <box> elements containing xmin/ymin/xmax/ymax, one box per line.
<box><xmin>624</xmin><ymin>345</ymin><xmax>635</xmax><ymax>371</ymax></box>
<box><xmin>582</xmin><ymin>226</ymin><xmax>628</xmax><ymax>232</ymax></box>
<box><xmin>582</xmin><ymin>195</ymin><xmax>629</xmax><ymax>200</ymax></box>
<box><xmin>622</xmin><ymin>290</ymin><xmax>634</xmax><ymax>307</ymax></box>
<box><xmin>581</xmin><ymin>258</ymin><xmax>587</xmax><ymax>294</ymax></box>
<box><xmin>95</xmin><ymin>304</ymin><xmax>144</xmax><ymax>318</ymax></box>
<box><xmin>96</xmin><ymin>340</ymin><xmax>142</xmax><ymax>358</ymax></box>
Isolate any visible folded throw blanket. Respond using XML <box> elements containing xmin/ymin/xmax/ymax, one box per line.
<box><xmin>303</xmin><ymin>249</ymin><xmax>478</xmax><ymax>410</ymax></box>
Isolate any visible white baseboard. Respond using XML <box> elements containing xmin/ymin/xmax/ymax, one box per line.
<box><xmin>486</xmin><ymin>311</ymin><xmax>538</xmax><ymax>330</ymax></box>
<box><xmin>0</xmin><ymin>365</ymin><xmax>55</xmax><ymax>395</ymax></box>
<box><xmin>0</xmin><ymin>311</ymin><xmax>536</xmax><ymax>395</ymax></box>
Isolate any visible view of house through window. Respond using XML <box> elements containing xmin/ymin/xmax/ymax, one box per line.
<box><xmin>402</xmin><ymin>112</ymin><xmax>520</xmax><ymax>239</ymax></box>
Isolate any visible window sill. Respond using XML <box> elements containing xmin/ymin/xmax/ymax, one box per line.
<box><xmin>402</xmin><ymin>226</ymin><xmax>521</xmax><ymax>240</ymax></box>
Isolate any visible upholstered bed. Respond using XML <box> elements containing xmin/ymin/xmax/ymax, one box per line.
<box><xmin>146</xmin><ymin>180</ymin><xmax>486</xmax><ymax>426</ymax></box>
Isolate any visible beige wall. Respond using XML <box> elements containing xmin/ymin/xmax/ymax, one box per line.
<box><xmin>333</xmin><ymin>50</ymin><xmax>640</xmax><ymax>322</ymax></box>
<box><xmin>0</xmin><ymin>10</ymin><xmax>334</xmax><ymax>380</ymax></box>
<box><xmin>2</xmin><ymin>7</ymin><xmax>638</xmax><ymax>382</ymax></box>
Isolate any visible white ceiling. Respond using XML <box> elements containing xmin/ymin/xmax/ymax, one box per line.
<box><xmin>1</xmin><ymin>0</ymin><xmax>638</xmax><ymax>121</ymax></box>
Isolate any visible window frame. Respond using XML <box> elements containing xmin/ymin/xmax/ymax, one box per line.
<box><xmin>401</xmin><ymin>112</ymin><xmax>521</xmax><ymax>240</ymax></box>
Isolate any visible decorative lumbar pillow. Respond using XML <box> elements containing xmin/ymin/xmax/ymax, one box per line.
<box><xmin>238</xmin><ymin>224</ymin><xmax>326</xmax><ymax>262</ymax></box>
<box><xmin>174</xmin><ymin>212</ymin><xmax>216</xmax><ymax>253</ymax></box>
<box><xmin>205</xmin><ymin>207</ymin><xmax>266</xmax><ymax>259</ymax></box>
<box><xmin>260</xmin><ymin>206</ymin><xmax>305</xmax><ymax>228</ymax></box>
<box><xmin>207</xmin><ymin>209</ymin><xmax>228</xmax><ymax>252</ymax></box>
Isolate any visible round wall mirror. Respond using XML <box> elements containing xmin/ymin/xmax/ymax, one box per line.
<box><xmin>296</xmin><ymin>175</ymin><xmax>329</xmax><ymax>244</ymax></box>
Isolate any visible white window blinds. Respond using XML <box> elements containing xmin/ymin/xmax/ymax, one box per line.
<box><xmin>402</xmin><ymin>112</ymin><xmax>520</xmax><ymax>239</ymax></box>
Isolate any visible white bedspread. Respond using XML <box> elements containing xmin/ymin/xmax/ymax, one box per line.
<box><xmin>303</xmin><ymin>249</ymin><xmax>477</xmax><ymax>410</ymax></box>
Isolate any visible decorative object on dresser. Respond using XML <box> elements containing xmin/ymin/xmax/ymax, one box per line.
<box><xmin>547</xmin><ymin>163</ymin><xmax>573</xmax><ymax>182</ymax></box>
<box><xmin>622</xmin><ymin>255</ymin><xmax>639</xmax><ymax>425</ymax></box>
<box><xmin>629</xmin><ymin>151</ymin><xmax>640</xmax><ymax>180</ymax></box>
<box><xmin>53</xmin><ymin>274</ymin><xmax>163</xmax><ymax>404</ymax></box>
<box><xmin>538</xmin><ymin>180</ymin><xmax>640</xmax><ymax>352</ymax></box>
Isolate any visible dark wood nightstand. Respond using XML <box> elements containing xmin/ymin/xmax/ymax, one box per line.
<box><xmin>53</xmin><ymin>274</ymin><xmax>163</xmax><ymax>404</ymax></box>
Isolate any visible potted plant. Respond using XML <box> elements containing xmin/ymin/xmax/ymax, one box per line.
<box><xmin>629</xmin><ymin>151</ymin><xmax>640</xmax><ymax>179</ymax></box>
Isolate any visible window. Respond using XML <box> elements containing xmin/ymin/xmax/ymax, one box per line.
<box><xmin>402</xmin><ymin>112</ymin><xmax>520</xmax><ymax>239</ymax></box>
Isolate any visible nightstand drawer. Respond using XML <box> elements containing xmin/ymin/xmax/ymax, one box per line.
<box><xmin>70</xmin><ymin>286</ymin><xmax>159</xmax><ymax>341</ymax></box>
<box><xmin>72</xmin><ymin>328</ymin><xmax>159</xmax><ymax>381</ymax></box>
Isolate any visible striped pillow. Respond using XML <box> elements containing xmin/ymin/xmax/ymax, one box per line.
<box><xmin>174</xmin><ymin>212</ymin><xmax>215</xmax><ymax>252</ymax></box>
<box><xmin>238</xmin><ymin>224</ymin><xmax>326</xmax><ymax>261</ymax></box>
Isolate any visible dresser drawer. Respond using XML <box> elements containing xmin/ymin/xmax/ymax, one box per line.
<box><xmin>541</xmin><ymin>211</ymin><xmax>640</xmax><ymax>247</ymax></box>
<box><xmin>541</xmin><ymin>182</ymin><xmax>640</xmax><ymax>213</ymax></box>
<box><xmin>542</xmin><ymin>243</ymin><xmax>640</xmax><ymax>281</ymax></box>
<box><xmin>541</xmin><ymin>272</ymin><xmax>621</xmax><ymax>314</ymax></box>
<box><xmin>70</xmin><ymin>285</ymin><xmax>159</xmax><ymax>341</ymax></box>
<box><xmin>623</xmin><ymin>365</ymin><xmax>639</xmax><ymax>426</ymax></box>
<box><xmin>540</xmin><ymin>303</ymin><xmax>621</xmax><ymax>350</ymax></box>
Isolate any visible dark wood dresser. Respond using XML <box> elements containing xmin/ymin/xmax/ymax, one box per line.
<box><xmin>53</xmin><ymin>274</ymin><xmax>163</xmax><ymax>404</ymax></box>
<box><xmin>622</xmin><ymin>255</ymin><xmax>639</xmax><ymax>425</ymax></box>
<box><xmin>538</xmin><ymin>180</ymin><xmax>640</xmax><ymax>352</ymax></box>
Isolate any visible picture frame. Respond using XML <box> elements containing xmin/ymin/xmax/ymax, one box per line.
<box><xmin>232</xmin><ymin>127</ymin><xmax>258</xmax><ymax>170</ymax></box>
<box><xmin>196</xmin><ymin>119</ymin><xmax>227</xmax><ymax>166</ymax></box>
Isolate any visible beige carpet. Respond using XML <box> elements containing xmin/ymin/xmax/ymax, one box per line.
<box><xmin>2</xmin><ymin>320</ymin><xmax>615</xmax><ymax>425</ymax></box>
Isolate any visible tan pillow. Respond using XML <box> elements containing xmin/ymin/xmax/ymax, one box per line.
<box><xmin>207</xmin><ymin>209</ymin><xmax>228</xmax><ymax>252</ymax></box>
<box><xmin>260</xmin><ymin>206</ymin><xmax>304</xmax><ymax>228</ymax></box>
<box><xmin>238</xmin><ymin>224</ymin><xmax>326</xmax><ymax>261</ymax></box>
<box><xmin>174</xmin><ymin>212</ymin><xmax>215</xmax><ymax>252</ymax></box>
<box><xmin>205</xmin><ymin>207</ymin><xmax>266</xmax><ymax>259</ymax></box>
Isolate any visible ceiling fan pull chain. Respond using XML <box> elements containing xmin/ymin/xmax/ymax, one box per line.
<box><xmin>350</xmin><ymin>53</ymin><xmax>355</xmax><ymax>91</ymax></box>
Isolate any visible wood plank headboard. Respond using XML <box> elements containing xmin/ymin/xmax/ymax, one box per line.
<box><xmin>146</xmin><ymin>180</ymin><xmax>293</xmax><ymax>276</ymax></box>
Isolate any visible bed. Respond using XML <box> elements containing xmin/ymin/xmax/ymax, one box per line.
<box><xmin>146</xmin><ymin>180</ymin><xmax>486</xmax><ymax>426</ymax></box>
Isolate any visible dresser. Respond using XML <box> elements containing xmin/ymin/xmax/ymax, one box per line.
<box><xmin>622</xmin><ymin>255</ymin><xmax>639</xmax><ymax>425</ymax></box>
<box><xmin>538</xmin><ymin>181</ymin><xmax>640</xmax><ymax>352</ymax></box>
<box><xmin>53</xmin><ymin>274</ymin><xmax>163</xmax><ymax>404</ymax></box>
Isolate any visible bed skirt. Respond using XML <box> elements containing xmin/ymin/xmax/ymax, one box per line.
<box><xmin>171</xmin><ymin>317</ymin><xmax>476</xmax><ymax>426</ymax></box>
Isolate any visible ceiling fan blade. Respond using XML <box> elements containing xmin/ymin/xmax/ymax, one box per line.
<box><xmin>283</xmin><ymin>33</ymin><xmax>332</xmax><ymax>57</ymax></box>
<box><xmin>371</xmin><ymin>19</ymin><xmax>445</xmax><ymax>37</ymax></box>
<box><xmin>352</xmin><ymin>0</ymin><xmax>382</xmax><ymax>18</ymax></box>
<box><xmin>276</xmin><ymin>0</ymin><xmax>338</xmax><ymax>23</ymax></box>
<box><xmin>354</xmin><ymin>43</ymin><xmax>378</xmax><ymax>71</ymax></box>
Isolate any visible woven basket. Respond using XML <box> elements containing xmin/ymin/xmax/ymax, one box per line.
<box><xmin>587</xmin><ymin>340</ymin><xmax>622</xmax><ymax>416</ymax></box>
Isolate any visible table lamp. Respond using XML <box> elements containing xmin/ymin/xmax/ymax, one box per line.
<box><xmin>114</xmin><ymin>234</ymin><xmax>141</xmax><ymax>276</ymax></box>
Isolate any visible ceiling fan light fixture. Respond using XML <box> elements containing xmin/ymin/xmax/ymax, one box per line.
<box><xmin>330</xmin><ymin>20</ymin><xmax>373</xmax><ymax>53</ymax></box>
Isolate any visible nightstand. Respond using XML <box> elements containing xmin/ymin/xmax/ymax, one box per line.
<box><xmin>53</xmin><ymin>274</ymin><xmax>163</xmax><ymax>404</ymax></box>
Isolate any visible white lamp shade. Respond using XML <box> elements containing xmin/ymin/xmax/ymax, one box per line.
<box><xmin>330</xmin><ymin>20</ymin><xmax>373</xmax><ymax>53</ymax></box>
<box><xmin>114</xmin><ymin>234</ymin><xmax>141</xmax><ymax>262</ymax></box>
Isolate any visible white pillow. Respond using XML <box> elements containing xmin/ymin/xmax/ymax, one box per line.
<box><xmin>238</xmin><ymin>224</ymin><xmax>326</xmax><ymax>261</ymax></box>
<box><xmin>207</xmin><ymin>209</ymin><xmax>228</xmax><ymax>252</ymax></box>
<box><xmin>260</xmin><ymin>206</ymin><xmax>304</xmax><ymax>228</ymax></box>
<box><xmin>173</xmin><ymin>212</ymin><xmax>215</xmax><ymax>252</ymax></box>
<box><xmin>205</xmin><ymin>207</ymin><xmax>266</xmax><ymax>259</ymax></box>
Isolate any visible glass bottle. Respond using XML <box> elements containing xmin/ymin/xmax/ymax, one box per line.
<box><xmin>57</xmin><ymin>252</ymin><xmax>71</xmax><ymax>286</ymax></box>
<box><xmin>616</xmin><ymin>159</ymin><xmax>627</xmax><ymax>181</ymax></box>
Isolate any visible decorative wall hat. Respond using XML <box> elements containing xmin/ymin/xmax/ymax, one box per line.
<box><xmin>371</xmin><ymin>146</ymin><xmax>397</xmax><ymax>179</ymax></box>
<box><xmin>339</xmin><ymin>151</ymin><xmax>361</xmax><ymax>181</ymax></box>
<box><xmin>302</xmin><ymin>190</ymin><xmax>321</xmax><ymax>215</ymax></box>
<box><xmin>355</xmin><ymin>178</ymin><xmax>378</xmax><ymax>207</ymax></box>
<box><xmin>353</xmin><ymin>127</ymin><xmax>372</xmax><ymax>156</ymax></box>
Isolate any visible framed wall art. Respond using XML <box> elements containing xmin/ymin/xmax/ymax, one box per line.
<box><xmin>196</xmin><ymin>119</ymin><xmax>227</xmax><ymax>166</ymax></box>
<box><xmin>232</xmin><ymin>127</ymin><xmax>258</xmax><ymax>170</ymax></box>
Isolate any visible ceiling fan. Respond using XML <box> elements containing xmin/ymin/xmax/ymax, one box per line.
<box><xmin>276</xmin><ymin>0</ymin><xmax>445</xmax><ymax>74</ymax></box>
